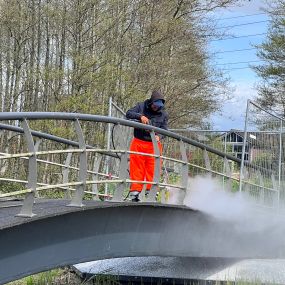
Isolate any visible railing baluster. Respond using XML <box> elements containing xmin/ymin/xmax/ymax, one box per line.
<box><xmin>92</xmin><ymin>154</ymin><xmax>102</xmax><ymax>200</ymax></box>
<box><xmin>203</xmin><ymin>149</ymin><xmax>212</xmax><ymax>172</ymax></box>
<box><xmin>112</xmin><ymin>151</ymin><xmax>128</xmax><ymax>202</ymax></box>
<box><xmin>160</xmin><ymin>189</ymin><xmax>166</xmax><ymax>204</ymax></box>
<box><xmin>34</xmin><ymin>139</ymin><xmax>41</xmax><ymax>152</ymax></box>
<box><xmin>63</xmin><ymin>152</ymin><xmax>73</xmax><ymax>199</ymax></box>
<box><xmin>140</xmin><ymin>183</ymin><xmax>147</xmax><ymax>201</ymax></box>
<box><xmin>112</xmin><ymin>125</ymin><xmax>129</xmax><ymax>202</ymax></box>
<box><xmin>178</xmin><ymin>140</ymin><xmax>188</xmax><ymax>205</ymax></box>
<box><xmin>33</xmin><ymin>139</ymin><xmax>42</xmax><ymax>199</ymax></box>
<box><xmin>17</xmin><ymin>119</ymin><xmax>37</xmax><ymax>217</ymax></box>
<box><xmin>146</xmin><ymin>131</ymin><xmax>160</xmax><ymax>202</ymax></box>
<box><xmin>223</xmin><ymin>157</ymin><xmax>232</xmax><ymax>191</ymax></box>
<box><xmin>68</xmin><ymin>120</ymin><xmax>87</xmax><ymax>207</ymax></box>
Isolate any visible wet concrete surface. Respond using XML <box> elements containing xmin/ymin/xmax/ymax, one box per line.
<box><xmin>73</xmin><ymin>256</ymin><xmax>285</xmax><ymax>284</ymax></box>
<box><xmin>0</xmin><ymin>198</ymin><xmax>119</xmax><ymax>229</ymax></box>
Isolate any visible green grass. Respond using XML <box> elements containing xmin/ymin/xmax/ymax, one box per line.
<box><xmin>6</xmin><ymin>268</ymin><xmax>80</xmax><ymax>285</ymax></box>
<box><xmin>6</xmin><ymin>268</ymin><xmax>280</xmax><ymax>285</ymax></box>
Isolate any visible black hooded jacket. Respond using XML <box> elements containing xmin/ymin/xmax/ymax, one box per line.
<box><xmin>126</xmin><ymin>91</ymin><xmax>168</xmax><ymax>141</ymax></box>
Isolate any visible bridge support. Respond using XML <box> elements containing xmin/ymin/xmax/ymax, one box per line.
<box><xmin>68</xmin><ymin>120</ymin><xmax>87</xmax><ymax>207</ymax></box>
<box><xmin>1</xmin><ymin>204</ymin><xmax>285</xmax><ymax>285</ymax></box>
<box><xmin>17</xmin><ymin>119</ymin><xmax>37</xmax><ymax>217</ymax></box>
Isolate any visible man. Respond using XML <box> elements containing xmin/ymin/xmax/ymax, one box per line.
<box><xmin>126</xmin><ymin>90</ymin><xmax>168</xmax><ymax>202</ymax></box>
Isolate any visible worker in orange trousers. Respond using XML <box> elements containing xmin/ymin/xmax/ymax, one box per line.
<box><xmin>126</xmin><ymin>90</ymin><xmax>168</xmax><ymax>202</ymax></box>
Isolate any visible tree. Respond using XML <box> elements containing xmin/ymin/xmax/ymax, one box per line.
<box><xmin>0</xmin><ymin>0</ymin><xmax>243</xmax><ymax>128</ymax></box>
<box><xmin>0</xmin><ymin>0</ymin><xmax>247</xmax><ymax>188</ymax></box>
<box><xmin>253</xmin><ymin>0</ymin><xmax>285</xmax><ymax>117</ymax></box>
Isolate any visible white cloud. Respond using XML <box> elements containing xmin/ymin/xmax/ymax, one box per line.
<box><xmin>218</xmin><ymin>0</ymin><xmax>268</xmax><ymax>15</ymax></box>
<box><xmin>211</xmin><ymin>81</ymin><xmax>258</xmax><ymax>130</ymax></box>
<box><xmin>208</xmin><ymin>0</ymin><xmax>267</xmax><ymax>130</ymax></box>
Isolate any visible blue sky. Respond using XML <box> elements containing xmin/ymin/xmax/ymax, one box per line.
<box><xmin>209</xmin><ymin>0</ymin><xmax>269</xmax><ymax>130</ymax></box>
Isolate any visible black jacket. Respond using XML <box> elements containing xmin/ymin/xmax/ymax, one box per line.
<box><xmin>126</xmin><ymin>99</ymin><xmax>168</xmax><ymax>141</ymax></box>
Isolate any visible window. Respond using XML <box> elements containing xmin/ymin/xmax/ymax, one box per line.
<box><xmin>234</xmin><ymin>145</ymin><xmax>243</xmax><ymax>152</ymax></box>
<box><xmin>233</xmin><ymin>145</ymin><xmax>248</xmax><ymax>152</ymax></box>
<box><xmin>226</xmin><ymin>133</ymin><xmax>244</xmax><ymax>143</ymax></box>
<box><xmin>237</xmin><ymin>153</ymin><xmax>249</xmax><ymax>161</ymax></box>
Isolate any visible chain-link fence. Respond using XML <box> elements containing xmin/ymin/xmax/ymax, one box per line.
<box><xmin>239</xmin><ymin>100</ymin><xmax>284</xmax><ymax>207</ymax></box>
<box><xmin>163</xmin><ymin>130</ymin><xmax>241</xmax><ymax>192</ymax></box>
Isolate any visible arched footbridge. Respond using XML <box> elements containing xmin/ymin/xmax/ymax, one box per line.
<box><xmin>0</xmin><ymin>112</ymin><xmax>283</xmax><ymax>284</ymax></box>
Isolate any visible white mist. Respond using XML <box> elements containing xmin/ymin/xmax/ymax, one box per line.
<box><xmin>183</xmin><ymin>175</ymin><xmax>250</xmax><ymax>222</ymax></box>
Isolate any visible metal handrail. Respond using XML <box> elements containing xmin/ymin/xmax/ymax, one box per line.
<box><xmin>0</xmin><ymin>112</ymin><xmax>276</xmax><ymax>217</ymax></box>
<box><xmin>0</xmin><ymin>112</ymin><xmax>242</xmax><ymax>162</ymax></box>
<box><xmin>0</xmin><ymin>112</ymin><xmax>276</xmax><ymax>173</ymax></box>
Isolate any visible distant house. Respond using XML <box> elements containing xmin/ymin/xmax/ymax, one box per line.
<box><xmin>221</xmin><ymin>129</ymin><xmax>280</xmax><ymax>167</ymax></box>
<box><xmin>221</xmin><ymin>130</ymin><xmax>249</xmax><ymax>161</ymax></box>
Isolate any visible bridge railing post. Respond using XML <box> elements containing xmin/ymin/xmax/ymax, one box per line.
<box><xmin>178</xmin><ymin>140</ymin><xmax>188</xmax><ymax>205</ymax></box>
<box><xmin>63</xmin><ymin>152</ymin><xmax>73</xmax><ymax>199</ymax></box>
<box><xmin>203</xmin><ymin>149</ymin><xmax>212</xmax><ymax>173</ymax></box>
<box><xmin>92</xmin><ymin>154</ymin><xmax>102</xmax><ymax>201</ymax></box>
<box><xmin>223</xmin><ymin>157</ymin><xmax>232</xmax><ymax>191</ymax></box>
<box><xmin>68</xmin><ymin>119</ymin><xmax>87</xmax><ymax>207</ymax></box>
<box><xmin>34</xmin><ymin>139</ymin><xmax>41</xmax><ymax>199</ymax></box>
<box><xmin>17</xmin><ymin>119</ymin><xmax>37</xmax><ymax>217</ymax></box>
<box><xmin>146</xmin><ymin>131</ymin><xmax>161</xmax><ymax>202</ymax></box>
<box><xmin>112</xmin><ymin>151</ymin><xmax>128</xmax><ymax>202</ymax></box>
<box><xmin>112</xmin><ymin>124</ymin><xmax>128</xmax><ymax>202</ymax></box>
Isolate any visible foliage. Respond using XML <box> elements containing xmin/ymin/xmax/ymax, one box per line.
<box><xmin>7</xmin><ymin>269</ymin><xmax>64</xmax><ymax>285</ymax></box>
<box><xmin>0</xmin><ymin>181</ymin><xmax>25</xmax><ymax>194</ymax></box>
<box><xmin>82</xmin><ymin>274</ymin><xmax>119</xmax><ymax>285</ymax></box>
<box><xmin>0</xmin><ymin>0</ymin><xmax>240</xmax><ymax>129</ymax></box>
<box><xmin>253</xmin><ymin>0</ymin><xmax>285</xmax><ymax>116</ymax></box>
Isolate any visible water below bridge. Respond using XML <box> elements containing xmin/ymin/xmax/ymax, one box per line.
<box><xmin>74</xmin><ymin>256</ymin><xmax>285</xmax><ymax>284</ymax></box>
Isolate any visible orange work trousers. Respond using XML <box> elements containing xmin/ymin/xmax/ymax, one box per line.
<box><xmin>129</xmin><ymin>137</ymin><xmax>162</xmax><ymax>192</ymax></box>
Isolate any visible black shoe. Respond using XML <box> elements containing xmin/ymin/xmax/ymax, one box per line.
<box><xmin>129</xmin><ymin>191</ymin><xmax>140</xmax><ymax>202</ymax></box>
<box><xmin>131</xmin><ymin>195</ymin><xmax>140</xmax><ymax>202</ymax></box>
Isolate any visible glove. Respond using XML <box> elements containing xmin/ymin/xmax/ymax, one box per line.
<box><xmin>155</xmin><ymin>135</ymin><xmax>160</xmax><ymax>142</ymax></box>
<box><xmin>140</xmin><ymin>115</ymin><xmax>149</xmax><ymax>124</ymax></box>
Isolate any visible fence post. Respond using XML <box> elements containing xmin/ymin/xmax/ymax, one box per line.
<box><xmin>239</xmin><ymin>99</ymin><xmax>250</xmax><ymax>192</ymax></box>
<box><xmin>178</xmin><ymin>140</ymin><xmax>188</xmax><ymax>204</ymax></box>
<box><xmin>278</xmin><ymin>119</ymin><xmax>282</xmax><ymax>206</ymax></box>
<box><xmin>17</xmin><ymin>119</ymin><xmax>37</xmax><ymax>217</ymax></box>
<box><xmin>222</xmin><ymin>132</ymin><xmax>228</xmax><ymax>190</ymax></box>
